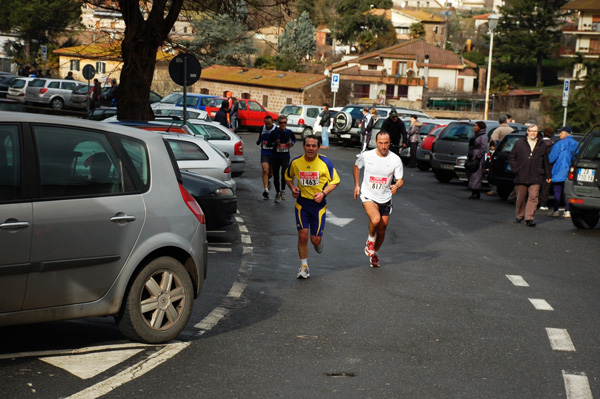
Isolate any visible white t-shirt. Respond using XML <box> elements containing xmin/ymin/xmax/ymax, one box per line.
<box><xmin>355</xmin><ymin>149</ymin><xmax>403</xmax><ymax>203</ymax></box>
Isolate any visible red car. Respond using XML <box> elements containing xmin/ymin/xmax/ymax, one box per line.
<box><xmin>205</xmin><ymin>97</ymin><xmax>278</xmax><ymax>131</ymax></box>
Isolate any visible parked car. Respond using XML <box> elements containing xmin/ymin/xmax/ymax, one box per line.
<box><xmin>151</xmin><ymin>92</ymin><xmax>183</xmax><ymax>110</ymax></box>
<box><xmin>332</xmin><ymin>104</ymin><xmax>431</xmax><ymax>147</ymax></box>
<box><xmin>0</xmin><ymin>74</ymin><xmax>19</xmax><ymax>98</ymax></box>
<box><xmin>154</xmin><ymin>105</ymin><xmax>210</xmax><ymax>121</ymax></box>
<box><xmin>431</xmin><ymin>120</ymin><xmax>527</xmax><ymax>183</ymax></box>
<box><xmin>108</xmin><ymin>121</ymin><xmax>237</xmax><ymax>191</ymax></box>
<box><xmin>487</xmin><ymin>131</ymin><xmax>585</xmax><ymax>201</ymax></box>
<box><xmin>0</xmin><ymin>112</ymin><xmax>207</xmax><ymax>344</ymax></box>
<box><xmin>70</xmin><ymin>85</ymin><xmax>162</xmax><ymax>110</ymax></box>
<box><xmin>172</xmin><ymin>93</ymin><xmax>218</xmax><ymax>111</ymax></box>
<box><xmin>6</xmin><ymin>77</ymin><xmax>36</xmax><ymax>103</ymax></box>
<box><xmin>85</xmin><ymin>106</ymin><xmax>118</xmax><ymax>120</ymax></box>
<box><xmin>416</xmin><ymin>123</ymin><xmax>450</xmax><ymax>171</ymax></box>
<box><xmin>24</xmin><ymin>78</ymin><xmax>85</xmax><ymax>109</ymax></box>
<box><xmin>279</xmin><ymin>104</ymin><xmax>323</xmax><ymax>138</ymax></box>
<box><xmin>181</xmin><ymin>170</ymin><xmax>237</xmax><ymax>230</ymax></box>
<box><xmin>0</xmin><ymin>99</ymin><xmax>26</xmax><ymax>112</ymax></box>
<box><xmin>563</xmin><ymin>125</ymin><xmax>600</xmax><ymax>229</ymax></box>
<box><xmin>205</xmin><ymin>98</ymin><xmax>278</xmax><ymax>131</ymax></box>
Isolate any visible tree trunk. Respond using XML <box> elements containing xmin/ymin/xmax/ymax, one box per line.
<box><xmin>536</xmin><ymin>56</ymin><xmax>543</xmax><ymax>87</ymax></box>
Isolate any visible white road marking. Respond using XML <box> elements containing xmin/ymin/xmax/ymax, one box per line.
<box><xmin>546</xmin><ymin>328</ymin><xmax>576</xmax><ymax>352</ymax></box>
<box><xmin>41</xmin><ymin>348</ymin><xmax>144</xmax><ymax>379</ymax></box>
<box><xmin>506</xmin><ymin>275</ymin><xmax>529</xmax><ymax>287</ymax></box>
<box><xmin>194</xmin><ymin>307</ymin><xmax>229</xmax><ymax>331</ymax></box>
<box><xmin>228</xmin><ymin>282</ymin><xmax>245</xmax><ymax>298</ymax></box>
<box><xmin>235</xmin><ymin>216</ymin><xmax>243</xmax><ymax>223</ymax></box>
<box><xmin>529</xmin><ymin>298</ymin><xmax>554</xmax><ymax>311</ymax></box>
<box><xmin>563</xmin><ymin>371</ymin><xmax>593</xmax><ymax>399</ymax></box>
<box><xmin>207</xmin><ymin>246</ymin><xmax>232</xmax><ymax>253</ymax></box>
<box><xmin>326</xmin><ymin>209</ymin><xmax>354</xmax><ymax>227</ymax></box>
<box><xmin>239</xmin><ymin>225</ymin><xmax>248</xmax><ymax>233</ymax></box>
<box><xmin>241</xmin><ymin>234</ymin><xmax>251</xmax><ymax>244</ymax></box>
<box><xmin>66</xmin><ymin>342</ymin><xmax>189</xmax><ymax>399</ymax></box>
<box><xmin>243</xmin><ymin>246</ymin><xmax>253</xmax><ymax>255</ymax></box>
<box><xmin>0</xmin><ymin>343</ymin><xmax>152</xmax><ymax>361</ymax></box>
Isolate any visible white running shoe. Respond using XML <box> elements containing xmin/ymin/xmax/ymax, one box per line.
<box><xmin>275</xmin><ymin>192</ymin><xmax>281</xmax><ymax>203</ymax></box>
<box><xmin>364</xmin><ymin>240</ymin><xmax>375</xmax><ymax>257</ymax></box>
<box><xmin>563</xmin><ymin>211</ymin><xmax>571</xmax><ymax>218</ymax></box>
<box><xmin>539</xmin><ymin>206</ymin><xmax>548</xmax><ymax>211</ymax></box>
<box><xmin>297</xmin><ymin>266</ymin><xmax>310</xmax><ymax>279</ymax></box>
<box><xmin>280</xmin><ymin>191</ymin><xmax>286</xmax><ymax>200</ymax></box>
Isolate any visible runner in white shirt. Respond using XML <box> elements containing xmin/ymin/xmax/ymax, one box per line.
<box><xmin>353</xmin><ymin>131</ymin><xmax>404</xmax><ymax>267</ymax></box>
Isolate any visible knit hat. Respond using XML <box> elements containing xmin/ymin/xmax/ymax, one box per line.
<box><xmin>560</xmin><ymin>126</ymin><xmax>572</xmax><ymax>134</ymax></box>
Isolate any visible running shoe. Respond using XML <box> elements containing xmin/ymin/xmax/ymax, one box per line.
<box><xmin>263</xmin><ymin>190</ymin><xmax>269</xmax><ymax>199</ymax></box>
<box><xmin>370</xmin><ymin>254</ymin><xmax>380</xmax><ymax>267</ymax></box>
<box><xmin>297</xmin><ymin>266</ymin><xmax>310</xmax><ymax>279</ymax></box>
<box><xmin>314</xmin><ymin>241</ymin><xmax>323</xmax><ymax>254</ymax></box>
<box><xmin>275</xmin><ymin>192</ymin><xmax>281</xmax><ymax>203</ymax></box>
<box><xmin>563</xmin><ymin>211</ymin><xmax>571</xmax><ymax>218</ymax></box>
<box><xmin>548</xmin><ymin>211</ymin><xmax>560</xmax><ymax>217</ymax></box>
<box><xmin>364</xmin><ymin>240</ymin><xmax>375</xmax><ymax>257</ymax></box>
<box><xmin>280</xmin><ymin>191</ymin><xmax>286</xmax><ymax>200</ymax></box>
<box><xmin>539</xmin><ymin>206</ymin><xmax>548</xmax><ymax>211</ymax></box>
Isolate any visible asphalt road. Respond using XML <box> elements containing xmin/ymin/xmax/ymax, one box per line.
<box><xmin>1</xmin><ymin>132</ymin><xmax>599</xmax><ymax>399</ymax></box>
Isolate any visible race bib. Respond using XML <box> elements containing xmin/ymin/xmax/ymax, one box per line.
<box><xmin>369</xmin><ymin>176</ymin><xmax>388</xmax><ymax>190</ymax></box>
<box><xmin>262</xmin><ymin>140</ymin><xmax>272</xmax><ymax>150</ymax></box>
<box><xmin>277</xmin><ymin>143</ymin><xmax>289</xmax><ymax>152</ymax></box>
<box><xmin>299</xmin><ymin>171</ymin><xmax>319</xmax><ymax>186</ymax></box>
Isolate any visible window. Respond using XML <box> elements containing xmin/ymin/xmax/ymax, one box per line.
<box><xmin>48</xmin><ymin>81</ymin><xmax>60</xmax><ymax>89</ymax></box>
<box><xmin>581</xmin><ymin>136</ymin><xmax>600</xmax><ymax>160</ymax></box>
<box><xmin>306</xmin><ymin>108</ymin><xmax>320</xmax><ymax>118</ymax></box>
<box><xmin>241</xmin><ymin>93</ymin><xmax>251</xmax><ymax>99</ymax></box>
<box><xmin>248</xmin><ymin>101</ymin><xmax>264</xmax><ymax>112</ymax></box>
<box><xmin>237</xmin><ymin>101</ymin><xmax>247</xmax><ymax>110</ymax></box>
<box><xmin>441</xmin><ymin>124</ymin><xmax>473</xmax><ymax>142</ymax></box>
<box><xmin>386</xmin><ymin>84</ymin><xmax>395</xmax><ymax>99</ymax></box>
<box><xmin>286</xmin><ymin>98</ymin><xmax>292</xmax><ymax>104</ymax></box>
<box><xmin>398</xmin><ymin>85</ymin><xmax>408</xmax><ymax>97</ymax></box>
<box><xmin>262</xmin><ymin>95</ymin><xmax>268</xmax><ymax>108</ymax></box>
<box><xmin>167</xmin><ymin>140</ymin><xmax>209</xmax><ymax>161</ymax></box>
<box><xmin>353</xmin><ymin>84</ymin><xmax>370</xmax><ymax>98</ymax></box>
<box><xmin>96</xmin><ymin>62</ymin><xmax>106</xmax><ymax>74</ymax></box>
<box><xmin>200</xmin><ymin>88</ymin><xmax>209</xmax><ymax>94</ymax></box>
<box><xmin>201</xmin><ymin>125</ymin><xmax>231</xmax><ymax>140</ymax></box>
<box><xmin>61</xmin><ymin>82</ymin><xmax>78</xmax><ymax>90</ymax></box>
<box><xmin>70</xmin><ymin>60</ymin><xmax>80</xmax><ymax>71</ymax></box>
<box><xmin>368</xmin><ymin>65</ymin><xmax>377</xmax><ymax>70</ymax></box>
<box><xmin>33</xmin><ymin>126</ymin><xmax>127</xmax><ymax>198</ymax></box>
<box><xmin>0</xmin><ymin>124</ymin><xmax>21</xmax><ymax>201</ymax></box>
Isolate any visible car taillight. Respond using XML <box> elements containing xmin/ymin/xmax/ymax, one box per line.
<box><xmin>299</xmin><ymin>118</ymin><xmax>305</xmax><ymax>125</ymax></box>
<box><xmin>179</xmin><ymin>183</ymin><xmax>205</xmax><ymax>224</ymax></box>
<box><xmin>225</xmin><ymin>166</ymin><xmax>231</xmax><ymax>174</ymax></box>
<box><xmin>234</xmin><ymin>141</ymin><xmax>243</xmax><ymax>155</ymax></box>
<box><xmin>40</xmin><ymin>88</ymin><xmax>48</xmax><ymax>94</ymax></box>
<box><xmin>568</xmin><ymin>166</ymin><xmax>575</xmax><ymax>181</ymax></box>
<box><xmin>570</xmin><ymin>198</ymin><xmax>584</xmax><ymax>205</ymax></box>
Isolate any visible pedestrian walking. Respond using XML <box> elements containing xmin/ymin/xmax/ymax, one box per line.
<box><xmin>466</xmin><ymin>121</ymin><xmax>488</xmax><ymax>199</ymax></box>
<box><xmin>91</xmin><ymin>78</ymin><xmax>102</xmax><ymax>111</ymax></box>
<box><xmin>230</xmin><ymin>98</ymin><xmax>239</xmax><ymax>132</ymax></box>
<box><xmin>489</xmin><ymin>114</ymin><xmax>513</xmax><ymax>147</ymax></box>
<box><xmin>548</xmin><ymin>126</ymin><xmax>579</xmax><ymax>218</ymax></box>
<box><xmin>380</xmin><ymin>110</ymin><xmax>408</xmax><ymax>156</ymax></box>
<box><xmin>285</xmin><ymin>135</ymin><xmax>340</xmax><ymax>279</ymax></box>
<box><xmin>268</xmin><ymin>115</ymin><xmax>297</xmax><ymax>203</ymax></box>
<box><xmin>508</xmin><ymin>124</ymin><xmax>552</xmax><ymax>226</ymax></box>
<box><xmin>354</xmin><ymin>131</ymin><xmax>404</xmax><ymax>267</ymax></box>
<box><xmin>318</xmin><ymin>104</ymin><xmax>332</xmax><ymax>149</ymax></box>
<box><xmin>407</xmin><ymin>114</ymin><xmax>422</xmax><ymax>168</ymax></box>
<box><xmin>256</xmin><ymin>115</ymin><xmax>276</xmax><ymax>199</ymax></box>
<box><xmin>214</xmin><ymin>101</ymin><xmax>230</xmax><ymax>128</ymax></box>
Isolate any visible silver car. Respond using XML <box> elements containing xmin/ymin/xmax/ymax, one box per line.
<box><xmin>0</xmin><ymin>112</ymin><xmax>207</xmax><ymax>343</ymax></box>
<box><xmin>6</xmin><ymin>77</ymin><xmax>36</xmax><ymax>103</ymax></box>
<box><xmin>25</xmin><ymin>78</ymin><xmax>84</xmax><ymax>109</ymax></box>
<box><xmin>279</xmin><ymin>104</ymin><xmax>323</xmax><ymax>138</ymax></box>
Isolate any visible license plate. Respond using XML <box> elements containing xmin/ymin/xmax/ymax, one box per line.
<box><xmin>424</xmin><ymin>154</ymin><xmax>430</xmax><ymax>160</ymax></box>
<box><xmin>442</xmin><ymin>163</ymin><xmax>454</xmax><ymax>170</ymax></box>
<box><xmin>340</xmin><ymin>134</ymin><xmax>351</xmax><ymax>139</ymax></box>
<box><xmin>577</xmin><ymin>168</ymin><xmax>596</xmax><ymax>183</ymax></box>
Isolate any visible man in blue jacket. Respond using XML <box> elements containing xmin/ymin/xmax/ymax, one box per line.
<box><xmin>548</xmin><ymin>126</ymin><xmax>579</xmax><ymax>218</ymax></box>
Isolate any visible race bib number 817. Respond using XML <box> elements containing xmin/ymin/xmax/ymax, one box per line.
<box><xmin>300</xmin><ymin>171</ymin><xmax>319</xmax><ymax>186</ymax></box>
<box><xmin>369</xmin><ymin>176</ymin><xmax>387</xmax><ymax>190</ymax></box>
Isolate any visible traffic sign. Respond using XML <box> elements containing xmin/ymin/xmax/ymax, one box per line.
<box><xmin>82</xmin><ymin>64</ymin><xmax>96</xmax><ymax>80</ymax></box>
<box><xmin>169</xmin><ymin>54</ymin><xmax>202</xmax><ymax>86</ymax></box>
<box><xmin>562</xmin><ymin>79</ymin><xmax>570</xmax><ymax>107</ymax></box>
<box><xmin>41</xmin><ymin>46</ymin><xmax>47</xmax><ymax>62</ymax></box>
<box><xmin>331</xmin><ymin>73</ymin><xmax>340</xmax><ymax>93</ymax></box>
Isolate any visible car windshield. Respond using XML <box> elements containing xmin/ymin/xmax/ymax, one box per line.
<box><xmin>580</xmin><ymin>135</ymin><xmax>600</xmax><ymax>160</ymax></box>
<box><xmin>30</xmin><ymin>79</ymin><xmax>46</xmax><ymax>87</ymax></box>
<box><xmin>176</xmin><ymin>96</ymin><xmax>200</xmax><ymax>107</ymax></box>
<box><xmin>161</xmin><ymin>93</ymin><xmax>182</xmax><ymax>104</ymax></box>
<box><xmin>280</xmin><ymin>106</ymin><xmax>303</xmax><ymax>116</ymax></box>
<box><xmin>207</xmin><ymin>98</ymin><xmax>226</xmax><ymax>108</ymax></box>
<box><xmin>420</xmin><ymin>123</ymin><xmax>440</xmax><ymax>134</ymax></box>
<box><xmin>440</xmin><ymin>123</ymin><xmax>473</xmax><ymax>142</ymax></box>
<box><xmin>341</xmin><ymin>106</ymin><xmax>366</xmax><ymax>120</ymax></box>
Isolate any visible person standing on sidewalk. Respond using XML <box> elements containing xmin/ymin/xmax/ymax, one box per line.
<box><xmin>381</xmin><ymin>110</ymin><xmax>408</xmax><ymax>156</ymax></box>
<box><xmin>548</xmin><ymin>126</ymin><xmax>579</xmax><ymax>218</ymax></box>
<box><xmin>257</xmin><ymin>115</ymin><xmax>276</xmax><ymax>199</ymax></box>
<box><xmin>268</xmin><ymin>115</ymin><xmax>297</xmax><ymax>203</ymax></box>
<box><xmin>508</xmin><ymin>124</ymin><xmax>552</xmax><ymax>227</ymax></box>
<box><xmin>354</xmin><ymin>131</ymin><xmax>404</xmax><ymax>268</ymax></box>
<box><xmin>407</xmin><ymin>115</ymin><xmax>422</xmax><ymax>168</ymax></box>
<box><xmin>318</xmin><ymin>104</ymin><xmax>332</xmax><ymax>149</ymax></box>
<box><xmin>286</xmin><ymin>135</ymin><xmax>340</xmax><ymax>279</ymax></box>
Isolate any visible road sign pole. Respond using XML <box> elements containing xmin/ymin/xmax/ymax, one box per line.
<box><xmin>563</xmin><ymin>106</ymin><xmax>567</xmax><ymax>127</ymax></box>
<box><xmin>333</xmin><ymin>92</ymin><xmax>336</xmax><ymax>108</ymax></box>
<box><xmin>183</xmin><ymin>56</ymin><xmax>188</xmax><ymax>125</ymax></box>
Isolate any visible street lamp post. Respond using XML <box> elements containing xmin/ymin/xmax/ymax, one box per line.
<box><xmin>484</xmin><ymin>12</ymin><xmax>500</xmax><ymax>121</ymax></box>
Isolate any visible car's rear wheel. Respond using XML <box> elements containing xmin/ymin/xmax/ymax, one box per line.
<box><xmin>417</xmin><ymin>161</ymin><xmax>430</xmax><ymax>171</ymax></box>
<box><xmin>433</xmin><ymin>169</ymin><xmax>454</xmax><ymax>183</ymax></box>
<box><xmin>50</xmin><ymin>97</ymin><xmax>64</xmax><ymax>110</ymax></box>
<box><xmin>116</xmin><ymin>256</ymin><xmax>194</xmax><ymax>343</ymax></box>
<box><xmin>497</xmin><ymin>186</ymin><xmax>512</xmax><ymax>201</ymax></box>
<box><xmin>570</xmin><ymin>209</ymin><xmax>600</xmax><ymax>229</ymax></box>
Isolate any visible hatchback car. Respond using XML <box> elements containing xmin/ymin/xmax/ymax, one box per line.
<box><xmin>0</xmin><ymin>112</ymin><xmax>207</xmax><ymax>344</ymax></box>
<box><xmin>7</xmin><ymin>77</ymin><xmax>36</xmax><ymax>103</ymax></box>
<box><xmin>0</xmin><ymin>74</ymin><xmax>19</xmax><ymax>98</ymax></box>
<box><xmin>24</xmin><ymin>78</ymin><xmax>84</xmax><ymax>109</ymax></box>
<box><xmin>564</xmin><ymin>125</ymin><xmax>600</xmax><ymax>229</ymax></box>
<box><xmin>279</xmin><ymin>104</ymin><xmax>323</xmax><ymax>138</ymax></box>
<box><xmin>431</xmin><ymin>120</ymin><xmax>527</xmax><ymax>183</ymax></box>
<box><xmin>205</xmin><ymin>98</ymin><xmax>278</xmax><ymax>131</ymax></box>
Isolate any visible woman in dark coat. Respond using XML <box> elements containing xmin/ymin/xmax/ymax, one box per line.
<box><xmin>214</xmin><ymin>101</ymin><xmax>230</xmax><ymax>128</ymax></box>
<box><xmin>467</xmin><ymin>121</ymin><xmax>488</xmax><ymax>199</ymax></box>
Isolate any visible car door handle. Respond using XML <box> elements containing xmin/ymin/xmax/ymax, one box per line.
<box><xmin>0</xmin><ymin>220</ymin><xmax>30</xmax><ymax>230</ymax></box>
<box><xmin>110</xmin><ymin>214</ymin><xmax>136</xmax><ymax>223</ymax></box>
